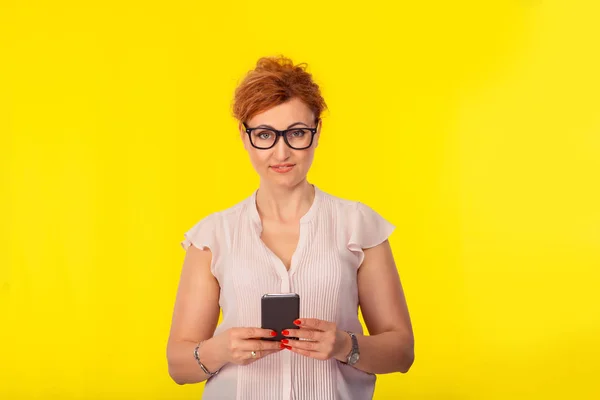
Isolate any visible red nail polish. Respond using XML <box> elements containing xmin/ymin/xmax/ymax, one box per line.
<box><xmin>282</xmin><ymin>330</ymin><xmax>289</xmax><ymax>335</ymax></box>
<box><xmin>281</xmin><ymin>339</ymin><xmax>289</xmax><ymax>344</ymax></box>
<box><xmin>294</xmin><ymin>319</ymin><xmax>301</xmax><ymax>325</ymax></box>
<box><xmin>280</xmin><ymin>343</ymin><xmax>286</xmax><ymax>349</ymax></box>
<box><xmin>284</xmin><ymin>345</ymin><xmax>292</xmax><ymax>350</ymax></box>
<box><xmin>270</xmin><ymin>331</ymin><xmax>277</xmax><ymax>337</ymax></box>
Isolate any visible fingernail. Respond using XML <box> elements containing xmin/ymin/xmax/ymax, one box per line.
<box><xmin>281</xmin><ymin>339</ymin><xmax>289</xmax><ymax>344</ymax></box>
<box><xmin>284</xmin><ymin>345</ymin><xmax>292</xmax><ymax>350</ymax></box>
<box><xmin>270</xmin><ymin>331</ymin><xmax>277</xmax><ymax>337</ymax></box>
<box><xmin>294</xmin><ymin>319</ymin><xmax>301</xmax><ymax>325</ymax></box>
<box><xmin>280</xmin><ymin>343</ymin><xmax>286</xmax><ymax>349</ymax></box>
<box><xmin>282</xmin><ymin>330</ymin><xmax>289</xmax><ymax>335</ymax></box>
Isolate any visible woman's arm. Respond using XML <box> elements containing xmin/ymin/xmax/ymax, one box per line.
<box><xmin>349</xmin><ymin>239</ymin><xmax>415</xmax><ymax>374</ymax></box>
<box><xmin>166</xmin><ymin>244</ymin><xmax>225</xmax><ymax>384</ymax></box>
<box><xmin>283</xmin><ymin>239</ymin><xmax>414</xmax><ymax>374</ymax></box>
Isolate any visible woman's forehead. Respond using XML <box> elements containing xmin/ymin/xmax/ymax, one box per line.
<box><xmin>248</xmin><ymin>98</ymin><xmax>315</xmax><ymax>127</ymax></box>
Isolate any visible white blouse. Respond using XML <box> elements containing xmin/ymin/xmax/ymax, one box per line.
<box><xmin>181</xmin><ymin>185</ymin><xmax>395</xmax><ymax>400</ymax></box>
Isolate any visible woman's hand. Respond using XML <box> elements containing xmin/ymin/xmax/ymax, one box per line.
<box><xmin>281</xmin><ymin>319</ymin><xmax>351</xmax><ymax>361</ymax></box>
<box><xmin>211</xmin><ymin>327</ymin><xmax>284</xmax><ymax>365</ymax></box>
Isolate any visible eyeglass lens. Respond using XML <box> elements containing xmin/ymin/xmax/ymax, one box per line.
<box><xmin>250</xmin><ymin>128</ymin><xmax>312</xmax><ymax>149</ymax></box>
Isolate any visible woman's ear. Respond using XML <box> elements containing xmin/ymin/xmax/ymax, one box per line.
<box><xmin>239</xmin><ymin>121</ymin><xmax>250</xmax><ymax>151</ymax></box>
<box><xmin>314</xmin><ymin>118</ymin><xmax>321</xmax><ymax>148</ymax></box>
<box><xmin>238</xmin><ymin>121</ymin><xmax>245</xmax><ymax>140</ymax></box>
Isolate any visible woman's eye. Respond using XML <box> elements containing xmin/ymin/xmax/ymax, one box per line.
<box><xmin>290</xmin><ymin>130</ymin><xmax>305</xmax><ymax>137</ymax></box>
<box><xmin>256</xmin><ymin>132</ymin><xmax>272</xmax><ymax>140</ymax></box>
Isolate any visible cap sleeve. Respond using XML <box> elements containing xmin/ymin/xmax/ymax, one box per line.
<box><xmin>180</xmin><ymin>213</ymin><xmax>220</xmax><ymax>274</ymax></box>
<box><xmin>347</xmin><ymin>202</ymin><xmax>395</xmax><ymax>266</ymax></box>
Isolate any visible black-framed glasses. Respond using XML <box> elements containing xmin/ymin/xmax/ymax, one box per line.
<box><xmin>243</xmin><ymin>118</ymin><xmax>319</xmax><ymax>150</ymax></box>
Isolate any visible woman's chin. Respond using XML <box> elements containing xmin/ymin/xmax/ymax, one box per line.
<box><xmin>264</xmin><ymin>172</ymin><xmax>304</xmax><ymax>187</ymax></box>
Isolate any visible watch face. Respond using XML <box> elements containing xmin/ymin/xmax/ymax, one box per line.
<box><xmin>349</xmin><ymin>353</ymin><xmax>360</xmax><ymax>364</ymax></box>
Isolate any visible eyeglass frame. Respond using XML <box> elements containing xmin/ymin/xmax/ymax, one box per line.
<box><xmin>242</xmin><ymin>118</ymin><xmax>320</xmax><ymax>150</ymax></box>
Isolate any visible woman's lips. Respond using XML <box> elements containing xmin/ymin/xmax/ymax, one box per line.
<box><xmin>271</xmin><ymin>164</ymin><xmax>295</xmax><ymax>173</ymax></box>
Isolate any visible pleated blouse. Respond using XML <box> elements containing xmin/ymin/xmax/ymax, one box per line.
<box><xmin>180</xmin><ymin>185</ymin><xmax>395</xmax><ymax>400</ymax></box>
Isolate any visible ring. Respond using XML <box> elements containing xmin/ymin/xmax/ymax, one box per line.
<box><xmin>251</xmin><ymin>351</ymin><xmax>257</xmax><ymax>358</ymax></box>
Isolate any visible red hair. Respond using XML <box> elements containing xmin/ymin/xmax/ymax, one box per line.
<box><xmin>232</xmin><ymin>55</ymin><xmax>327</xmax><ymax>123</ymax></box>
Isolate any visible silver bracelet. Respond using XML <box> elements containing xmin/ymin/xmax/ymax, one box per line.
<box><xmin>193</xmin><ymin>340</ymin><xmax>220</xmax><ymax>377</ymax></box>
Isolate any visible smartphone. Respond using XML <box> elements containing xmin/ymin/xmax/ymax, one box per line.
<box><xmin>261</xmin><ymin>293</ymin><xmax>300</xmax><ymax>341</ymax></box>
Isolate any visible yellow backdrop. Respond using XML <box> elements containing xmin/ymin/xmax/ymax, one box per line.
<box><xmin>1</xmin><ymin>1</ymin><xmax>599</xmax><ymax>399</ymax></box>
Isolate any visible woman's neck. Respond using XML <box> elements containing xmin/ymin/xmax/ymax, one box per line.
<box><xmin>256</xmin><ymin>180</ymin><xmax>315</xmax><ymax>223</ymax></box>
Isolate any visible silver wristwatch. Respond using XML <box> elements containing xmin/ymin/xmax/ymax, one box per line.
<box><xmin>344</xmin><ymin>331</ymin><xmax>360</xmax><ymax>366</ymax></box>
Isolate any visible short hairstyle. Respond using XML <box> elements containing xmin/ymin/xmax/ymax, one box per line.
<box><xmin>232</xmin><ymin>55</ymin><xmax>328</xmax><ymax>124</ymax></box>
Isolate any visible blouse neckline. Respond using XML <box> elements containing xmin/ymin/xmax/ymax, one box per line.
<box><xmin>249</xmin><ymin>184</ymin><xmax>322</xmax><ymax>232</ymax></box>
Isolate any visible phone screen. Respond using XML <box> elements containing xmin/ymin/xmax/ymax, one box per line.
<box><xmin>261</xmin><ymin>293</ymin><xmax>300</xmax><ymax>341</ymax></box>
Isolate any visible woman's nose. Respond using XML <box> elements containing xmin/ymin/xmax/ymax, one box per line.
<box><xmin>273</xmin><ymin>135</ymin><xmax>291</xmax><ymax>159</ymax></box>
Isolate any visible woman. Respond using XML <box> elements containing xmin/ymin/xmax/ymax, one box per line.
<box><xmin>167</xmin><ymin>55</ymin><xmax>414</xmax><ymax>400</ymax></box>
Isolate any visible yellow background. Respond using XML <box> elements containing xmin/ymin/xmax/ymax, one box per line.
<box><xmin>1</xmin><ymin>0</ymin><xmax>599</xmax><ymax>399</ymax></box>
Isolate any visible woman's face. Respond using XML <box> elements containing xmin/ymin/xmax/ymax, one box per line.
<box><xmin>239</xmin><ymin>97</ymin><xmax>321</xmax><ymax>189</ymax></box>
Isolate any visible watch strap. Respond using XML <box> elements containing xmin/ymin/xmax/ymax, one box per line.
<box><xmin>344</xmin><ymin>331</ymin><xmax>359</xmax><ymax>364</ymax></box>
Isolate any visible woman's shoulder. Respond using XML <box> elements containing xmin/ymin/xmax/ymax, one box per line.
<box><xmin>319</xmin><ymin>187</ymin><xmax>394</xmax><ymax>230</ymax></box>
<box><xmin>191</xmin><ymin>193</ymin><xmax>252</xmax><ymax>226</ymax></box>
<box><xmin>215</xmin><ymin>194</ymin><xmax>252</xmax><ymax>219</ymax></box>
<box><xmin>318</xmin><ymin>188</ymin><xmax>395</xmax><ymax>253</ymax></box>
<box><xmin>317</xmin><ymin>187</ymin><xmax>374</xmax><ymax>215</ymax></box>
<box><xmin>180</xmin><ymin>194</ymin><xmax>252</xmax><ymax>252</ymax></box>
